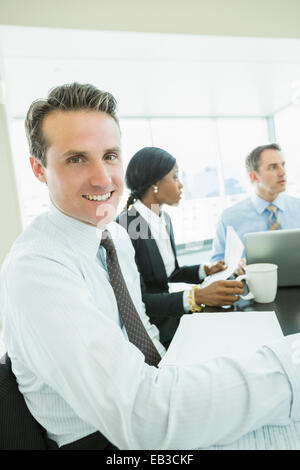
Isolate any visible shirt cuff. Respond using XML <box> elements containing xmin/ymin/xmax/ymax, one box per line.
<box><xmin>199</xmin><ymin>264</ymin><xmax>207</xmax><ymax>281</ymax></box>
<box><xmin>263</xmin><ymin>333</ymin><xmax>300</xmax><ymax>421</ymax></box>
<box><xmin>183</xmin><ymin>290</ymin><xmax>191</xmax><ymax>313</ymax></box>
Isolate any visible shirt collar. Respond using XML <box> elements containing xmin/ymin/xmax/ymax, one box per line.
<box><xmin>47</xmin><ymin>204</ymin><xmax>103</xmax><ymax>258</ymax></box>
<box><xmin>251</xmin><ymin>192</ymin><xmax>285</xmax><ymax>214</ymax></box>
<box><xmin>133</xmin><ymin>200</ymin><xmax>168</xmax><ymax>239</ymax></box>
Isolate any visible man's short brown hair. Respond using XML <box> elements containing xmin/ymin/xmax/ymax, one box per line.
<box><xmin>25</xmin><ymin>82</ymin><xmax>119</xmax><ymax>167</ymax></box>
<box><xmin>245</xmin><ymin>143</ymin><xmax>281</xmax><ymax>173</ymax></box>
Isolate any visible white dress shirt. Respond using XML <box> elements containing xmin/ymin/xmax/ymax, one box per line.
<box><xmin>133</xmin><ymin>200</ymin><xmax>206</xmax><ymax>311</ymax></box>
<box><xmin>1</xmin><ymin>205</ymin><xmax>300</xmax><ymax>450</ymax></box>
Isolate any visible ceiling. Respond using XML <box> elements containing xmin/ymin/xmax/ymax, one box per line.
<box><xmin>1</xmin><ymin>25</ymin><xmax>300</xmax><ymax>118</ymax></box>
<box><xmin>2</xmin><ymin>0</ymin><xmax>300</xmax><ymax>39</ymax></box>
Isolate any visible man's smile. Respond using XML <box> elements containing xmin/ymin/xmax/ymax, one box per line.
<box><xmin>82</xmin><ymin>191</ymin><xmax>112</xmax><ymax>201</ymax></box>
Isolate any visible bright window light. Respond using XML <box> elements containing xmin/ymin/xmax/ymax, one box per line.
<box><xmin>9</xmin><ymin>119</ymin><xmax>50</xmax><ymax>228</ymax></box>
<box><xmin>217</xmin><ymin>118</ymin><xmax>269</xmax><ymax>205</ymax></box>
<box><xmin>4</xmin><ymin>26</ymin><xmax>300</xmax><ymax>246</ymax></box>
<box><xmin>274</xmin><ymin>105</ymin><xmax>300</xmax><ymax>198</ymax></box>
<box><xmin>150</xmin><ymin>118</ymin><xmax>221</xmax><ymax>243</ymax></box>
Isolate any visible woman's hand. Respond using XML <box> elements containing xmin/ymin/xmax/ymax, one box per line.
<box><xmin>204</xmin><ymin>261</ymin><xmax>226</xmax><ymax>276</ymax></box>
<box><xmin>194</xmin><ymin>280</ymin><xmax>244</xmax><ymax>307</ymax></box>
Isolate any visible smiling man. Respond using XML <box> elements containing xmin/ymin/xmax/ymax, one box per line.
<box><xmin>211</xmin><ymin>143</ymin><xmax>300</xmax><ymax>264</ymax></box>
<box><xmin>1</xmin><ymin>84</ymin><xmax>300</xmax><ymax>450</ymax></box>
<box><xmin>29</xmin><ymin>97</ymin><xmax>123</xmax><ymax>228</ymax></box>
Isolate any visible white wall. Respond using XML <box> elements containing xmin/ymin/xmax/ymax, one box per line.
<box><xmin>0</xmin><ymin>75</ymin><xmax>22</xmax><ymax>265</ymax></box>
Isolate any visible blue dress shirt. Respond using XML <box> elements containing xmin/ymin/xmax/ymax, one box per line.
<box><xmin>1</xmin><ymin>205</ymin><xmax>300</xmax><ymax>449</ymax></box>
<box><xmin>211</xmin><ymin>193</ymin><xmax>300</xmax><ymax>263</ymax></box>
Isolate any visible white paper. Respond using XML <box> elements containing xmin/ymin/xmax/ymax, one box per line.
<box><xmin>160</xmin><ymin>311</ymin><xmax>283</xmax><ymax>367</ymax></box>
<box><xmin>200</xmin><ymin>225</ymin><xmax>244</xmax><ymax>287</ymax></box>
<box><xmin>159</xmin><ymin>311</ymin><xmax>300</xmax><ymax>450</ymax></box>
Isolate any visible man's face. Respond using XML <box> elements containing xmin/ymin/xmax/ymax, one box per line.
<box><xmin>251</xmin><ymin>149</ymin><xmax>286</xmax><ymax>200</ymax></box>
<box><xmin>30</xmin><ymin>110</ymin><xmax>123</xmax><ymax>227</ymax></box>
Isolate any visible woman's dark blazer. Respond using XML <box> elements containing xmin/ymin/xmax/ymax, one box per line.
<box><xmin>116</xmin><ymin>206</ymin><xmax>201</xmax><ymax>345</ymax></box>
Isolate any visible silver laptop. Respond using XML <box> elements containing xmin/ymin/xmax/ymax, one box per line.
<box><xmin>245</xmin><ymin>228</ymin><xmax>300</xmax><ymax>287</ymax></box>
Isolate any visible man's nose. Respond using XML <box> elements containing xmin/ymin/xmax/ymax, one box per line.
<box><xmin>89</xmin><ymin>160</ymin><xmax>112</xmax><ymax>187</ymax></box>
<box><xmin>279</xmin><ymin>165</ymin><xmax>286</xmax><ymax>176</ymax></box>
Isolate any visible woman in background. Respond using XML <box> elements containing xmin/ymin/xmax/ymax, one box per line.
<box><xmin>117</xmin><ymin>147</ymin><xmax>243</xmax><ymax>347</ymax></box>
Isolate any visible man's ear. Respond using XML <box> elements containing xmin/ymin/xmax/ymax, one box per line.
<box><xmin>249</xmin><ymin>170</ymin><xmax>259</xmax><ymax>185</ymax></box>
<box><xmin>29</xmin><ymin>156</ymin><xmax>47</xmax><ymax>183</ymax></box>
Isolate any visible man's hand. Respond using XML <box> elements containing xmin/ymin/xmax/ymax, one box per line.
<box><xmin>205</xmin><ymin>260</ymin><xmax>226</xmax><ymax>276</ymax></box>
<box><xmin>194</xmin><ymin>280</ymin><xmax>244</xmax><ymax>307</ymax></box>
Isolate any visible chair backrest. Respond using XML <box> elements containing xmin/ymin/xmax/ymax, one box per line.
<box><xmin>0</xmin><ymin>353</ymin><xmax>48</xmax><ymax>449</ymax></box>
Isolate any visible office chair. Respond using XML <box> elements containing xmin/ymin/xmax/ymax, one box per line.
<box><xmin>0</xmin><ymin>354</ymin><xmax>115</xmax><ymax>450</ymax></box>
<box><xmin>0</xmin><ymin>353</ymin><xmax>48</xmax><ymax>449</ymax></box>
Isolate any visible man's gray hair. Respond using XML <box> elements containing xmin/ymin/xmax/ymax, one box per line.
<box><xmin>25</xmin><ymin>82</ymin><xmax>119</xmax><ymax>167</ymax></box>
<box><xmin>245</xmin><ymin>143</ymin><xmax>281</xmax><ymax>173</ymax></box>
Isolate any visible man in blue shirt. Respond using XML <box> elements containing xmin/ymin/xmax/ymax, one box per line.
<box><xmin>211</xmin><ymin>143</ymin><xmax>300</xmax><ymax>267</ymax></box>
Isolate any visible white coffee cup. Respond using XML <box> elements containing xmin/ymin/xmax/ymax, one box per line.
<box><xmin>236</xmin><ymin>263</ymin><xmax>278</xmax><ymax>303</ymax></box>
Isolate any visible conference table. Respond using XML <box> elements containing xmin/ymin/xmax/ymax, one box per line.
<box><xmin>205</xmin><ymin>285</ymin><xmax>300</xmax><ymax>336</ymax></box>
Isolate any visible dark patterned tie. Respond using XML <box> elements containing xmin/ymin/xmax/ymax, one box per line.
<box><xmin>101</xmin><ymin>230</ymin><xmax>161</xmax><ymax>366</ymax></box>
<box><xmin>267</xmin><ymin>204</ymin><xmax>280</xmax><ymax>230</ymax></box>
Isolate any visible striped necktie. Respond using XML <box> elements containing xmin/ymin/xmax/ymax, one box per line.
<box><xmin>101</xmin><ymin>229</ymin><xmax>161</xmax><ymax>367</ymax></box>
<box><xmin>267</xmin><ymin>204</ymin><xmax>280</xmax><ymax>230</ymax></box>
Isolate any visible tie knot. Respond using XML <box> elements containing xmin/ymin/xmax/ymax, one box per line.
<box><xmin>100</xmin><ymin>229</ymin><xmax>115</xmax><ymax>253</ymax></box>
<box><xmin>267</xmin><ymin>204</ymin><xmax>277</xmax><ymax>214</ymax></box>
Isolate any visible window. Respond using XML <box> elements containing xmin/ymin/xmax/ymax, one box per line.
<box><xmin>274</xmin><ymin>105</ymin><xmax>300</xmax><ymax>198</ymax></box>
<box><xmin>150</xmin><ymin>118</ymin><xmax>221</xmax><ymax>243</ymax></box>
<box><xmin>119</xmin><ymin>119</ymin><xmax>153</xmax><ymax>169</ymax></box>
<box><xmin>2</xmin><ymin>28</ymin><xmax>278</xmax><ymax>245</ymax></box>
<box><xmin>118</xmin><ymin>119</ymin><xmax>153</xmax><ymax>212</ymax></box>
<box><xmin>9</xmin><ymin>119</ymin><xmax>50</xmax><ymax>228</ymax></box>
<box><xmin>10</xmin><ymin>115</ymin><xmax>270</xmax><ymax>241</ymax></box>
<box><xmin>217</xmin><ymin>118</ymin><xmax>269</xmax><ymax>205</ymax></box>
<box><xmin>148</xmin><ymin>117</ymin><xmax>268</xmax><ymax>244</ymax></box>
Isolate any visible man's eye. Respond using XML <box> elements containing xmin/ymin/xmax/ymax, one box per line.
<box><xmin>68</xmin><ymin>156</ymin><xmax>84</xmax><ymax>164</ymax></box>
<box><xmin>105</xmin><ymin>153</ymin><xmax>118</xmax><ymax>161</ymax></box>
